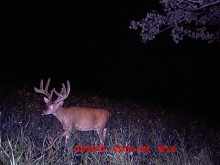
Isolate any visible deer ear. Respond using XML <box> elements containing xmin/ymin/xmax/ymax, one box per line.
<box><xmin>58</xmin><ymin>101</ymin><xmax>64</xmax><ymax>107</ymax></box>
<box><xmin>44</xmin><ymin>97</ymin><xmax>49</xmax><ymax>103</ymax></box>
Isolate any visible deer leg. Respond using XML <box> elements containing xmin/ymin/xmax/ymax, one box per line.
<box><xmin>59</xmin><ymin>131</ymin><xmax>70</xmax><ymax>146</ymax></box>
<box><xmin>97</xmin><ymin>131</ymin><xmax>103</xmax><ymax>145</ymax></box>
<box><xmin>103</xmin><ymin>128</ymin><xmax>107</xmax><ymax>142</ymax></box>
<box><xmin>64</xmin><ymin>134</ymin><xmax>70</xmax><ymax>147</ymax></box>
<box><xmin>58</xmin><ymin>131</ymin><xmax>70</xmax><ymax>153</ymax></box>
<box><xmin>97</xmin><ymin>128</ymin><xmax>107</xmax><ymax>145</ymax></box>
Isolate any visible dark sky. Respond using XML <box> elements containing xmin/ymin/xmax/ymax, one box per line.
<box><xmin>2</xmin><ymin>1</ymin><xmax>220</xmax><ymax>121</ymax></box>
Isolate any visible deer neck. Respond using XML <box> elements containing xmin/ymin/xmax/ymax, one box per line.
<box><xmin>53</xmin><ymin>106</ymin><xmax>64</xmax><ymax>122</ymax></box>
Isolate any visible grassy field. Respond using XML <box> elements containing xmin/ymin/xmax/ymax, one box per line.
<box><xmin>0</xmin><ymin>85</ymin><xmax>219</xmax><ymax>165</ymax></box>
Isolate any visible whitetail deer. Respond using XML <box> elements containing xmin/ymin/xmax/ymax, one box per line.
<box><xmin>34</xmin><ymin>78</ymin><xmax>110</xmax><ymax>146</ymax></box>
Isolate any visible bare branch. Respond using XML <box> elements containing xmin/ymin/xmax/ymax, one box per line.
<box><xmin>175</xmin><ymin>0</ymin><xmax>220</xmax><ymax>12</ymax></box>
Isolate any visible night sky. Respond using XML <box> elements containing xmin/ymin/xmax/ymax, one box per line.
<box><xmin>3</xmin><ymin>1</ymin><xmax>220</xmax><ymax>123</ymax></box>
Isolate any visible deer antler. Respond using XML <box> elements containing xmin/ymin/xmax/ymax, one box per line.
<box><xmin>54</xmin><ymin>80</ymin><xmax>70</xmax><ymax>104</ymax></box>
<box><xmin>34</xmin><ymin>78</ymin><xmax>54</xmax><ymax>103</ymax></box>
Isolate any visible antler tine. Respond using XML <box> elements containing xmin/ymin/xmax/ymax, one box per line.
<box><xmin>54</xmin><ymin>88</ymin><xmax>64</xmax><ymax>104</ymax></box>
<box><xmin>40</xmin><ymin>79</ymin><xmax>43</xmax><ymax>90</ymax></box>
<box><xmin>49</xmin><ymin>88</ymin><xmax>55</xmax><ymax>99</ymax></box>
<box><xmin>66</xmin><ymin>80</ymin><xmax>70</xmax><ymax>96</ymax></box>
<box><xmin>54</xmin><ymin>87</ymin><xmax>64</xmax><ymax>97</ymax></box>
<box><xmin>34</xmin><ymin>79</ymin><xmax>43</xmax><ymax>93</ymax></box>
<box><xmin>34</xmin><ymin>78</ymin><xmax>52</xmax><ymax>98</ymax></box>
<box><xmin>54</xmin><ymin>80</ymin><xmax>71</xmax><ymax>104</ymax></box>
<box><xmin>62</xmin><ymin>83</ymin><xmax>67</xmax><ymax>96</ymax></box>
<box><xmin>62</xmin><ymin>80</ymin><xmax>70</xmax><ymax>97</ymax></box>
<box><xmin>45</xmin><ymin>78</ymin><xmax>51</xmax><ymax>92</ymax></box>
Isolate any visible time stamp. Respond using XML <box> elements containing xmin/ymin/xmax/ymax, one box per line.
<box><xmin>73</xmin><ymin>145</ymin><xmax>177</xmax><ymax>153</ymax></box>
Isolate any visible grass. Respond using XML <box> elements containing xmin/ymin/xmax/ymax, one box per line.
<box><xmin>0</xmin><ymin>85</ymin><xmax>219</xmax><ymax>164</ymax></box>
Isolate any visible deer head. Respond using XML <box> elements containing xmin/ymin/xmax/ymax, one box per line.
<box><xmin>34</xmin><ymin>78</ymin><xmax>70</xmax><ymax>116</ymax></box>
<box><xmin>34</xmin><ymin>78</ymin><xmax>110</xmax><ymax>147</ymax></box>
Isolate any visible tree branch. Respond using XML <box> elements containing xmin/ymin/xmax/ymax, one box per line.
<box><xmin>175</xmin><ymin>0</ymin><xmax>220</xmax><ymax>12</ymax></box>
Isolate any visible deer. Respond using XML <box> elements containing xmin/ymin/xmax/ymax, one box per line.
<box><xmin>34</xmin><ymin>78</ymin><xmax>110</xmax><ymax>147</ymax></box>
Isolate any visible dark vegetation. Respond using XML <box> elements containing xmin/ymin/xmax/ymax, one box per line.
<box><xmin>130</xmin><ymin>0</ymin><xmax>220</xmax><ymax>44</ymax></box>
<box><xmin>0</xmin><ymin>82</ymin><xmax>219</xmax><ymax>164</ymax></box>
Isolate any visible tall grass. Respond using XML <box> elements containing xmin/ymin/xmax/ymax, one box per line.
<box><xmin>0</xmin><ymin>86</ymin><xmax>219</xmax><ymax>164</ymax></box>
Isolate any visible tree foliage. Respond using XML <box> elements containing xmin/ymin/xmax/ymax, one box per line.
<box><xmin>130</xmin><ymin>0</ymin><xmax>220</xmax><ymax>44</ymax></box>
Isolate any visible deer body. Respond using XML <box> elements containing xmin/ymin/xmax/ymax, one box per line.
<box><xmin>53</xmin><ymin>107</ymin><xmax>109</xmax><ymax>131</ymax></box>
<box><xmin>35</xmin><ymin>78</ymin><xmax>110</xmax><ymax>146</ymax></box>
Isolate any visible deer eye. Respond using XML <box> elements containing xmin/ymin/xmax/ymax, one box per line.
<box><xmin>49</xmin><ymin>105</ymin><xmax>54</xmax><ymax>109</ymax></box>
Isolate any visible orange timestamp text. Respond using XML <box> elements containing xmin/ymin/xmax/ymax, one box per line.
<box><xmin>73</xmin><ymin>145</ymin><xmax>177</xmax><ymax>153</ymax></box>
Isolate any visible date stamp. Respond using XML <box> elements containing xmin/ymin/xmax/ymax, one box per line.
<box><xmin>73</xmin><ymin>145</ymin><xmax>177</xmax><ymax>153</ymax></box>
